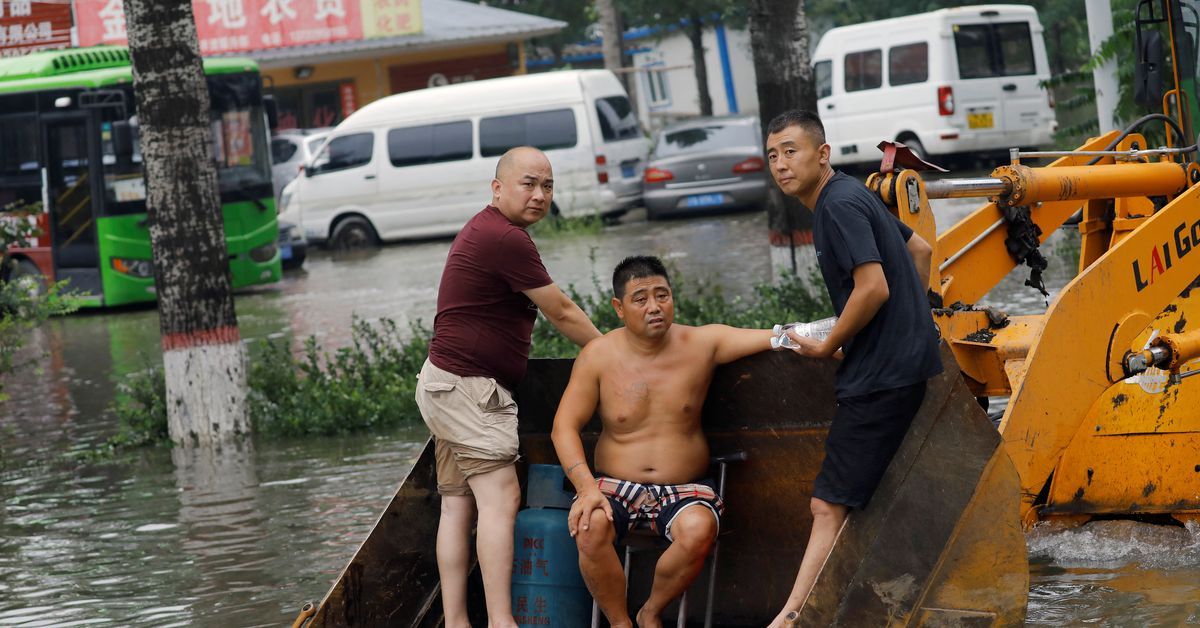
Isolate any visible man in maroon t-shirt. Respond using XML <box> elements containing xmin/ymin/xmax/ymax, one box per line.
<box><xmin>415</xmin><ymin>146</ymin><xmax>601</xmax><ymax>628</ymax></box>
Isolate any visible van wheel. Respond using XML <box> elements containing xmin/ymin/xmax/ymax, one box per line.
<box><xmin>329</xmin><ymin>216</ymin><xmax>379</xmax><ymax>250</ymax></box>
<box><xmin>899</xmin><ymin>135</ymin><xmax>927</xmax><ymax>162</ymax></box>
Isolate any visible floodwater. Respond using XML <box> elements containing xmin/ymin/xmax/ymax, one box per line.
<box><xmin>2</xmin><ymin>198</ymin><xmax>1199</xmax><ymax>626</ymax></box>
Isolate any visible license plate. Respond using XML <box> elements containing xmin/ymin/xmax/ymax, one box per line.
<box><xmin>685</xmin><ymin>193</ymin><xmax>726</xmax><ymax>208</ymax></box>
<box><xmin>967</xmin><ymin>112</ymin><xmax>994</xmax><ymax>129</ymax></box>
<box><xmin>621</xmin><ymin>164</ymin><xmax>636</xmax><ymax>178</ymax></box>
<box><xmin>280</xmin><ymin>243</ymin><xmax>293</xmax><ymax>260</ymax></box>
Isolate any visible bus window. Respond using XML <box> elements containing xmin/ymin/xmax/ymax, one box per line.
<box><xmin>0</xmin><ymin>113</ymin><xmax>41</xmax><ymax>211</ymax></box>
<box><xmin>101</xmin><ymin>113</ymin><xmax>148</xmax><ymax>216</ymax></box>
<box><xmin>208</xmin><ymin>73</ymin><xmax>273</xmax><ymax>198</ymax></box>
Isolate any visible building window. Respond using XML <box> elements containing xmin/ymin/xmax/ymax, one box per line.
<box><xmin>273</xmin><ymin>82</ymin><xmax>351</xmax><ymax>130</ymax></box>
<box><xmin>844</xmin><ymin>49</ymin><xmax>882</xmax><ymax>92</ymax></box>
<box><xmin>643</xmin><ymin>64</ymin><xmax>672</xmax><ymax>109</ymax></box>
<box><xmin>889</xmin><ymin>43</ymin><xmax>928</xmax><ymax>86</ymax></box>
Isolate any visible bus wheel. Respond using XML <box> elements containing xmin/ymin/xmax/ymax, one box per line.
<box><xmin>8</xmin><ymin>259</ymin><xmax>47</xmax><ymax>297</ymax></box>
<box><xmin>330</xmin><ymin>217</ymin><xmax>379</xmax><ymax>251</ymax></box>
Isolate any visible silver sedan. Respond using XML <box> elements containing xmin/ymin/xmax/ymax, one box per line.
<box><xmin>642</xmin><ymin>116</ymin><xmax>769</xmax><ymax>219</ymax></box>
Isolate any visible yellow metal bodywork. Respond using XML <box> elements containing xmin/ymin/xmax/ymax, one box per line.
<box><xmin>874</xmin><ymin>132</ymin><xmax>1200</xmax><ymax>525</ymax></box>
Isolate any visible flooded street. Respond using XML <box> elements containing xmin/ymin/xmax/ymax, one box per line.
<box><xmin>2</xmin><ymin>198</ymin><xmax>1199</xmax><ymax>626</ymax></box>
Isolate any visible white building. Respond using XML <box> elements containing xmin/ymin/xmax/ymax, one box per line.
<box><xmin>629</xmin><ymin>23</ymin><xmax>759</xmax><ymax>130</ymax></box>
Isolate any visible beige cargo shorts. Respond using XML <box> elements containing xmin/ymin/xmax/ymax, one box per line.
<box><xmin>415</xmin><ymin>358</ymin><xmax>520</xmax><ymax>496</ymax></box>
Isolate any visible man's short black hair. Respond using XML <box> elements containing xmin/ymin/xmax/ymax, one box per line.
<box><xmin>766</xmin><ymin>109</ymin><xmax>826</xmax><ymax>146</ymax></box>
<box><xmin>612</xmin><ymin>255</ymin><xmax>671</xmax><ymax>299</ymax></box>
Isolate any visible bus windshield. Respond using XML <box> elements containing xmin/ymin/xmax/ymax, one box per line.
<box><xmin>100</xmin><ymin>71</ymin><xmax>272</xmax><ymax>216</ymax></box>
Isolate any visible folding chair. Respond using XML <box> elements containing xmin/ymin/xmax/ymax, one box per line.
<box><xmin>589</xmin><ymin>451</ymin><xmax>746</xmax><ymax>628</ymax></box>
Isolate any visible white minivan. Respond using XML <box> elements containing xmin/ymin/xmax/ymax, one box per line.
<box><xmin>812</xmin><ymin>4</ymin><xmax>1058</xmax><ymax>167</ymax></box>
<box><xmin>284</xmin><ymin>70</ymin><xmax>648</xmax><ymax>248</ymax></box>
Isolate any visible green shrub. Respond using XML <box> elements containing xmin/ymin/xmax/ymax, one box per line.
<box><xmin>527</xmin><ymin>213</ymin><xmax>605</xmax><ymax>238</ymax></box>
<box><xmin>248</xmin><ymin>318</ymin><xmax>430</xmax><ymax>436</ymax></box>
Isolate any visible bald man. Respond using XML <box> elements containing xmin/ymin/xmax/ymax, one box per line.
<box><xmin>416</xmin><ymin>146</ymin><xmax>602</xmax><ymax>628</ymax></box>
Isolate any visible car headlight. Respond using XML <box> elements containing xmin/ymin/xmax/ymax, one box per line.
<box><xmin>279</xmin><ymin>189</ymin><xmax>293</xmax><ymax>215</ymax></box>
<box><xmin>111</xmin><ymin>257</ymin><xmax>154</xmax><ymax>278</ymax></box>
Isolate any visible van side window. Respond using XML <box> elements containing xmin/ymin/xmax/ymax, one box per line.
<box><xmin>844</xmin><ymin>50</ymin><xmax>882</xmax><ymax>92</ymax></box>
<box><xmin>888</xmin><ymin>43</ymin><xmax>928</xmax><ymax>86</ymax></box>
<box><xmin>387</xmin><ymin>121</ymin><xmax>472</xmax><ymax>167</ymax></box>
<box><xmin>310</xmin><ymin>132</ymin><xmax>373</xmax><ymax>174</ymax></box>
<box><xmin>814</xmin><ymin>60</ymin><xmax>832</xmax><ymax>99</ymax></box>
<box><xmin>480</xmin><ymin>109</ymin><xmax>578</xmax><ymax>157</ymax></box>
<box><xmin>596</xmin><ymin>96</ymin><xmax>640</xmax><ymax>141</ymax></box>
<box><xmin>954</xmin><ymin>22</ymin><xmax>1036</xmax><ymax>79</ymax></box>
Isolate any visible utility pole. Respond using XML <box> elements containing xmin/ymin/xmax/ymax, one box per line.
<box><xmin>123</xmin><ymin>0</ymin><xmax>250</xmax><ymax>447</ymax></box>
<box><xmin>1085</xmin><ymin>0</ymin><xmax>1119</xmax><ymax>133</ymax></box>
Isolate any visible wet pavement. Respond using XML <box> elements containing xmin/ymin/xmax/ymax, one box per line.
<box><xmin>2</xmin><ymin>199</ymin><xmax>1199</xmax><ymax>626</ymax></box>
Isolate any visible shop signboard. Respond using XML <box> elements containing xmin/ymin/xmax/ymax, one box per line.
<box><xmin>0</xmin><ymin>1</ymin><xmax>73</xmax><ymax>58</ymax></box>
<box><xmin>75</xmin><ymin>0</ymin><xmax>422</xmax><ymax>54</ymax></box>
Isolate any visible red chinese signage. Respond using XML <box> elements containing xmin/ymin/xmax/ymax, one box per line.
<box><xmin>0</xmin><ymin>1</ymin><xmax>73</xmax><ymax>58</ymax></box>
<box><xmin>75</xmin><ymin>0</ymin><xmax>379</xmax><ymax>55</ymax></box>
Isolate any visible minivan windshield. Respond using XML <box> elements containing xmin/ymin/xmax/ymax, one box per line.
<box><xmin>654</xmin><ymin>122</ymin><xmax>755</xmax><ymax>157</ymax></box>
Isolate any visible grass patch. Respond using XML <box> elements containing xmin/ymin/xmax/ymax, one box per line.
<box><xmin>105</xmin><ymin>270</ymin><xmax>830</xmax><ymax>449</ymax></box>
<box><xmin>527</xmin><ymin>213</ymin><xmax>605</xmax><ymax>238</ymax></box>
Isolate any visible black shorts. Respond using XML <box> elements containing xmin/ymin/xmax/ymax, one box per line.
<box><xmin>812</xmin><ymin>381</ymin><xmax>926</xmax><ymax>509</ymax></box>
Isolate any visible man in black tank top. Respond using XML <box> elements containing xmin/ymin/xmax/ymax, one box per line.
<box><xmin>762</xmin><ymin>110</ymin><xmax>942</xmax><ymax>626</ymax></box>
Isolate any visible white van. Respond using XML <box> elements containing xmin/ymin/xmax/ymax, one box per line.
<box><xmin>285</xmin><ymin>70</ymin><xmax>648</xmax><ymax>248</ymax></box>
<box><xmin>812</xmin><ymin>4</ymin><xmax>1057</xmax><ymax>167</ymax></box>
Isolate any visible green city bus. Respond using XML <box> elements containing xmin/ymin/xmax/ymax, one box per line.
<box><xmin>0</xmin><ymin>46</ymin><xmax>281</xmax><ymax>308</ymax></box>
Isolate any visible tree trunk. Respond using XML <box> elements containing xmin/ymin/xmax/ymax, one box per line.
<box><xmin>689</xmin><ymin>13</ymin><xmax>713</xmax><ymax>116</ymax></box>
<box><xmin>123</xmin><ymin>0</ymin><xmax>249</xmax><ymax>447</ymax></box>
<box><xmin>748</xmin><ymin>0</ymin><xmax>817</xmax><ymax>276</ymax></box>
<box><xmin>596</xmin><ymin>0</ymin><xmax>623</xmax><ymax>77</ymax></box>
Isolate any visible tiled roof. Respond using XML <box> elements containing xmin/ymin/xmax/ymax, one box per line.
<box><xmin>243</xmin><ymin>0</ymin><xmax>565</xmax><ymax>66</ymax></box>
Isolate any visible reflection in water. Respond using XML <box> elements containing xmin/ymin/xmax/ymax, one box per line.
<box><xmin>1</xmin><ymin>206</ymin><xmax>1196</xmax><ymax>624</ymax></box>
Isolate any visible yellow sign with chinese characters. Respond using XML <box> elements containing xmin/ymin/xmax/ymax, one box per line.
<box><xmin>361</xmin><ymin>0</ymin><xmax>422</xmax><ymax>38</ymax></box>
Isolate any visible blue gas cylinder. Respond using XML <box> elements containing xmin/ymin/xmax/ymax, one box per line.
<box><xmin>512</xmin><ymin>464</ymin><xmax>591</xmax><ymax>628</ymax></box>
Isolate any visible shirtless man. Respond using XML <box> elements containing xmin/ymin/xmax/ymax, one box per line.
<box><xmin>551</xmin><ymin>256</ymin><xmax>774</xmax><ymax>628</ymax></box>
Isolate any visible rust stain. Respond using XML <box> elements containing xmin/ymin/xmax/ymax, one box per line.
<box><xmin>1111</xmin><ymin>393</ymin><xmax>1128</xmax><ymax>409</ymax></box>
<box><xmin>1143</xmin><ymin>482</ymin><xmax>1157</xmax><ymax>497</ymax></box>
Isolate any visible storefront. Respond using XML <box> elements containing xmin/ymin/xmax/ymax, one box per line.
<box><xmin>71</xmin><ymin>0</ymin><xmax>565</xmax><ymax>131</ymax></box>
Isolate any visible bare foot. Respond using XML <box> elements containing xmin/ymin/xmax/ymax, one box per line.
<box><xmin>635</xmin><ymin>606</ymin><xmax>663</xmax><ymax>628</ymax></box>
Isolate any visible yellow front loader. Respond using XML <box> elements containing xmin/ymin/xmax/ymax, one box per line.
<box><xmin>872</xmin><ymin>0</ymin><xmax>1200</xmax><ymax>528</ymax></box>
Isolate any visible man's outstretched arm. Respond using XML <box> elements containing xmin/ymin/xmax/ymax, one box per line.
<box><xmin>787</xmin><ymin>262</ymin><xmax>889</xmax><ymax>359</ymax></box>
<box><xmin>525</xmin><ymin>283</ymin><xmax>602</xmax><ymax>347</ymax></box>
<box><xmin>550</xmin><ymin>344</ymin><xmax>612</xmax><ymax>535</ymax></box>
<box><xmin>703</xmin><ymin>325</ymin><xmax>776</xmax><ymax>365</ymax></box>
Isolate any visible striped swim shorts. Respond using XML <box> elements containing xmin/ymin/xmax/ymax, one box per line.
<box><xmin>593</xmin><ymin>476</ymin><xmax>724</xmax><ymax>542</ymax></box>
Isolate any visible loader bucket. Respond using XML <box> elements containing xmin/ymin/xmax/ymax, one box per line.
<box><xmin>299</xmin><ymin>343</ymin><xmax>1026</xmax><ymax>626</ymax></box>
